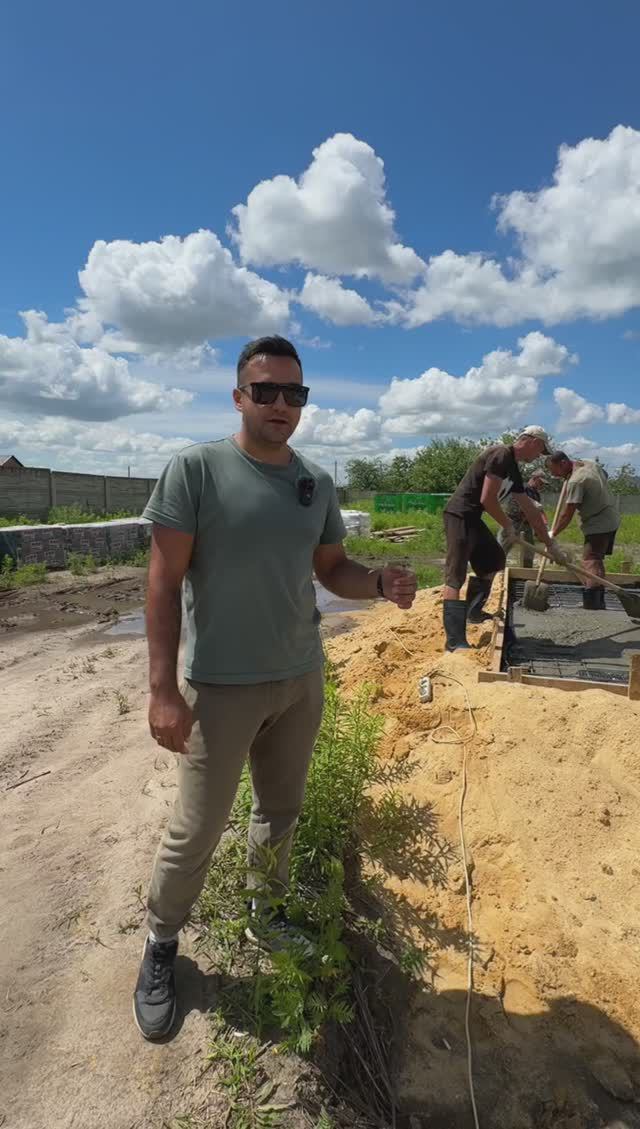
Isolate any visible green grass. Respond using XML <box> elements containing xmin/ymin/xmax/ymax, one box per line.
<box><xmin>66</xmin><ymin>552</ymin><xmax>98</xmax><ymax>576</ymax></box>
<box><xmin>117</xmin><ymin>546</ymin><xmax>150</xmax><ymax>568</ymax></box>
<box><xmin>0</xmin><ymin>514</ymin><xmax>34</xmax><ymax>527</ymax></box>
<box><xmin>48</xmin><ymin>504</ymin><xmax>138</xmax><ymax>524</ymax></box>
<box><xmin>0</xmin><ymin>505</ymin><xmax>140</xmax><ymax>527</ymax></box>
<box><xmin>194</xmin><ymin>671</ymin><xmax>434</xmax><ymax>1125</ymax></box>
<box><xmin>346</xmin><ymin>503</ymin><xmax>640</xmax><ymax>586</ymax></box>
<box><xmin>0</xmin><ymin>555</ymin><xmax>47</xmax><ymax>589</ymax></box>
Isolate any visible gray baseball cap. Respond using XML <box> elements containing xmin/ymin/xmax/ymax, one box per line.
<box><xmin>518</xmin><ymin>425</ymin><xmax>552</xmax><ymax>454</ymax></box>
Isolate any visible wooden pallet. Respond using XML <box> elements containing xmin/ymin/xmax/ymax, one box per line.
<box><xmin>479</xmin><ymin>566</ymin><xmax>640</xmax><ymax>699</ymax></box>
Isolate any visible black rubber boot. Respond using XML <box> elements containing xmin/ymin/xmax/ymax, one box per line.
<box><xmin>582</xmin><ymin>587</ymin><xmax>599</xmax><ymax>610</ymax></box>
<box><xmin>466</xmin><ymin>576</ymin><xmax>494</xmax><ymax>624</ymax></box>
<box><xmin>598</xmin><ymin>586</ymin><xmax>606</xmax><ymax>610</ymax></box>
<box><xmin>443</xmin><ymin>600</ymin><xmax>471</xmax><ymax>652</ymax></box>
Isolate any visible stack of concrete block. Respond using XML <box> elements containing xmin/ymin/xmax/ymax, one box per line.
<box><xmin>14</xmin><ymin>525</ymin><xmax>68</xmax><ymax>568</ymax></box>
<box><xmin>2</xmin><ymin>518</ymin><xmax>151</xmax><ymax>569</ymax></box>
<box><xmin>65</xmin><ymin>524</ymin><xmax>110</xmax><ymax>562</ymax></box>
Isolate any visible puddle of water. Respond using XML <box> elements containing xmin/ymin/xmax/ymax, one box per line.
<box><xmin>103</xmin><ymin>584</ymin><xmax>373</xmax><ymax>638</ymax></box>
<box><xmin>104</xmin><ymin>610</ymin><xmax>147</xmax><ymax>636</ymax></box>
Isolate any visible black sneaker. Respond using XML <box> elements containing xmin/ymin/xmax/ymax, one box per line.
<box><xmin>245</xmin><ymin>906</ymin><xmax>315</xmax><ymax>958</ymax></box>
<box><xmin>133</xmin><ymin>937</ymin><xmax>178</xmax><ymax>1040</ymax></box>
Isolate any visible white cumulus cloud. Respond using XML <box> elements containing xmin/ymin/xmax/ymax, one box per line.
<box><xmin>298</xmin><ymin>274</ymin><xmax>378</xmax><ymax>326</ymax></box>
<box><xmin>563</xmin><ymin>436</ymin><xmax>640</xmax><ymax>467</ymax></box>
<box><xmin>379</xmin><ymin>332</ymin><xmax>574</xmax><ymax>438</ymax></box>
<box><xmin>230</xmin><ymin>133</ymin><xmax>423</xmax><ymax>284</ymax></box>
<box><xmin>0</xmin><ymin>311</ymin><xmax>191</xmax><ymax>422</ymax></box>
<box><xmin>295</xmin><ymin>404</ymin><xmax>387</xmax><ymax>452</ymax></box>
<box><xmin>606</xmin><ymin>402</ymin><xmax>640</xmax><ymax>425</ymax></box>
<box><xmin>554</xmin><ymin>387</ymin><xmax>605</xmax><ymax>431</ymax></box>
<box><xmin>401</xmin><ymin>125</ymin><xmax>640</xmax><ymax>327</ymax></box>
<box><xmin>79</xmin><ymin>230</ymin><xmax>290</xmax><ymax>350</ymax></box>
<box><xmin>555</xmin><ymin>391</ymin><xmax>640</xmax><ymax>430</ymax></box>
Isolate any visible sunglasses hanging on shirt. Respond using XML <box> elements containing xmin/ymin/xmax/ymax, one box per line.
<box><xmin>239</xmin><ymin>381</ymin><xmax>310</xmax><ymax>408</ymax></box>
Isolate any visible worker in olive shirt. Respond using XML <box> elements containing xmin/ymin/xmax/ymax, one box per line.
<box><xmin>442</xmin><ymin>427</ymin><xmax>559</xmax><ymax>651</ymax></box>
<box><xmin>547</xmin><ymin>452</ymin><xmax>619</xmax><ymax>609</ymax></box>
<box><xmin>133</xmin><ymin>335</ymin><xmax>417</xmax><ymax>1040</ymax></box>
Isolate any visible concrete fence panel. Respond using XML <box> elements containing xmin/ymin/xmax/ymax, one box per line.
<box><xmin>0</xmin><ymin>467</ymin><xmax>158</xmax><ymax>519</ymax></box>
<box><xmin>107</xmin><ymin>476</ymin><xmax>154</xmax><ymax>513</ymax></box>
<box><xmin>0</xmin><ymin>467</ymin><xmax>51</xmax><ymax>517</ymax></box>
<box><xmin>51</xmin><ymin>471</ymin><xmax>109</xmax><ymax>512</ymax></box>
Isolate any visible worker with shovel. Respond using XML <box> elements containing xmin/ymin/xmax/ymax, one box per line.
<box><xmin>546</xmin><ymin>452</ymin><xmax>620</xmax><ymax>609</ymax></box>
<box><xmin>442</xmin><ymin>427</ymin><xmax>562</xmax><ymax>651</ymax></box>
<box><xmin>132</xmin><ymin>335</ymin><xmax>417</xmax><ymax>1041</ymax></box>
<box><xmin>498</xmin><ymin>470</ymin><xmax>548</xmax><ymax>568</ymax></box>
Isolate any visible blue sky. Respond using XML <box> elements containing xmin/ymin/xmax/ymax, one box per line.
<box><xmin>2</xmin><ymin>0</ymin><xmax>640</xmax><ymax>476</ymax></box>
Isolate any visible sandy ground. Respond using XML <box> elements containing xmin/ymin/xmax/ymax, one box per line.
<box><xmin>3</xmin><ymin>570</ymin><xmax>640</xmax><ymax>1128</ymax></box>
<box><xmin>328</xmin><ymin>584</ymin><xmax>640</xmax><ymax>1128</ymax></box>
<box><xmin>0</xmin><ymin>572</ymin><xmax>228</xmax><ymax>1129</ymax></box>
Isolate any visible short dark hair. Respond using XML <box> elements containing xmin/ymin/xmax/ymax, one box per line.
<box><xmin>236</xmin><ymin>335</ymin><xmax>302</xmax><ymax>385</ymax></box>
<box><xmin>547</xmin><ymin>450</ymin><xmax>571</xmax><ymax>464</ymax></box>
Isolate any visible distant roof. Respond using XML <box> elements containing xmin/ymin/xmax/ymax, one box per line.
<box><xmin>0</xmin><ymin>455</ymin><xmax>24</xmax><ymax>467</ymax></box>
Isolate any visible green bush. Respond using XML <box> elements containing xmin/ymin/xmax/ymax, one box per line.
<box><xmin>66</xmin><ymin>552</ymin><xmax>98</xmax><ymax>576</ymax></box>
<box><xmin>118</xmin><ymin>546</ymin><xmax>150</xmax><ymax>568</ymax></box>
<box><xmin>0</xmin><ymin>514</ymin><xmax>32</xmax><ymax>527</ymax></box>
<box><xmin>48</xmin><ymin>505</ymin><xmax>138</xmax><ymax>524</ymax></box>
<box><xmin>195</xmin><ymin>676</ymin><xmax>400</xmax><ymax>1058</ymax></box>
<box><xmin>0</xmin><ymin>555</ymin><xmax>47</xmax><ymax>588</ymax></box>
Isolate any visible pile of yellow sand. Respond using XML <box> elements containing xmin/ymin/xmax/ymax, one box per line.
<box><xmin>327</xmin><ymin>586</ymin><xmax>640</xmax><ymax>1129</ymax></box>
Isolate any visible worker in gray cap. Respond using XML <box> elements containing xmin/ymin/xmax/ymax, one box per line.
<box><xmin>442</xmin><ymin>427</ymin><xmax>563</xmax><ymax>651</ymax></box>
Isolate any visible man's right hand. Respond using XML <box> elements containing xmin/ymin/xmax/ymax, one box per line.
<box><xmin>149</xmin><ymin>688</ymin><xmax>193</xmax><ymax>754</ymax></box>
<box><xmin>501</xmin><ymin>521</ymin><xmax>517</xmax><ymax>551</ymax></box>
<box><xmin>548</xmin><ymin>538</ymin><xmax>572</xmax><ymax>566</ymax></box>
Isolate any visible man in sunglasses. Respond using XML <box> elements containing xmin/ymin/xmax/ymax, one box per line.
<box><xmin>133</xmin><ymin>334</ymin><xmax>417</xmax><ymax>1040</ymax></box>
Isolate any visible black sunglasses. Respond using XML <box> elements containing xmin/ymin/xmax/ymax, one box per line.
<box><xmin>239</xmin><ymin>381</ymin><xmax>310</xmax><ymax>408</ymax></box>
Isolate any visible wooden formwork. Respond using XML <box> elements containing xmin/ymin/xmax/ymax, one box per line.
<box><xmin>478</xmin><ymin>567</ymin><xmax>640</xmax><ymax>700</ymax></box>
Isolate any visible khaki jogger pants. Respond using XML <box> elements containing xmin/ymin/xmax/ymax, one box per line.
<box><xmin>147</xmin><ymin>669</ymin><xmax>325</xmax><ymax>941</ymax></box>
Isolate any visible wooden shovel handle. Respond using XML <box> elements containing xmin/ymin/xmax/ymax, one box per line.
<box><xmin>514</xmin><ymin>537</ymin><xmax>630</xmax><ymax>598</ymax></box>
<box><xmin>535</xmin><ymin>480</ymin><xmax>568</xmax><ymax>586</ymax></box>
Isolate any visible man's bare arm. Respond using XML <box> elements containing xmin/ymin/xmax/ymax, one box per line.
<box><xmin>480</xmin><ymin>475</ymin><xmax>514</xmax><ymax>530</ymax></box>
<box><xmin>551</xmin><ymin>502</ymin><xmax>577</xmax><ymax>537</ymax></box>
<box><xmin>314</xmin><ymin>543</ymin><xmax>417</xmax><ymax>610</ymax></box>
<box><xmin>147</xmin><ymin>524</ymin><xmax>194</xmax><ymax>753</ymax></box>
<box><xmin>515</xmin><ymin>493</ymin><xmax>553</xmax><ymax>546</ymax></box>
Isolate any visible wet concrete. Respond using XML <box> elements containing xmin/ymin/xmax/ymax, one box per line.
<box><xmin>507</xmin><ymin>580</ymin><xmax>640</xmax><ymax>682</ymax></box>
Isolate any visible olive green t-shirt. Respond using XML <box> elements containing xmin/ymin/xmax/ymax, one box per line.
<box><xmin>565</xmin><ymin>461</ymin><xmax>619</xmax><ymax>535</ymax></box>
<box><xmin>143</xmin><ymin>438</ymin><xmax>347</xmax><ymax>684</ymax></box>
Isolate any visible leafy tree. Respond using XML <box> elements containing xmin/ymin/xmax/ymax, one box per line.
<box><xmin>381</xmin><ymin>454</ymin><xmax>413</xmax><ymax>492</ymax></box>
<box><xmin>344</xmin><ymin>457</ymin><xmax>386</xmax><ymax>491</ymax></box>
<box><xmin>608</xmin><ymin>462</ymin><xmax>640</xmax><ymax>494</ymax></box>
<box><xmin>409</xmin><ymin>438</ymin><xmax>484</xmax><ymax>493</ymax></box>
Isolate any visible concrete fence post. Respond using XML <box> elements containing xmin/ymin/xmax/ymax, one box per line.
<box><xmin>103</xmin><ymin>476</ymin><xmax>110</xmax><ymax>512</ymax></box>
<box><xmin>49</xmin><ymin>470</ymin><xmax>57</xmax><ymax>510</ymax></box>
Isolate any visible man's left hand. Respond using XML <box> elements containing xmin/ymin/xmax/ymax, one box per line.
<box><xmin>381</xmin><ymin>566</ymin><xmax>418</xmax><ymax>609</ymax></box>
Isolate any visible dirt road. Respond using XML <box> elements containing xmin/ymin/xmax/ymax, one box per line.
<box><xmin>4</xmin><ymin>572</ymin><xmax>640</xmax><ymax>1128</ymax></box>
<box><xmin>0</xmin><ymin>572</ymin><xmax>226</xmax><ymax>1129</ymax></box>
